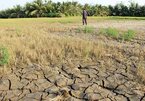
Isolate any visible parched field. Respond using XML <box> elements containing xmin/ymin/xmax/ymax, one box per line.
<box><xmin>0</xmin><ymin>17</ymin><xmax>145</xmax><ymax>101</ymax></box>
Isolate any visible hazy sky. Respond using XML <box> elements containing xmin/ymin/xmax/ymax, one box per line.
<box><xmin>0</xmin><ymin>0</ymin><xmax>144</xmax><ymax>10</ymax></box>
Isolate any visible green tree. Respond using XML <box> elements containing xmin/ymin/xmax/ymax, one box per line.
<box><xmin>28</xmin><ymin>0</ymin><xmax>46</xmax><ymax>17</ymax></box>
<box><xmin>95</xmin><ymin>5</ymin><xmax>109</xmax><ymax>16</ymax></box>
<box><xmin>0</xmin><ymin>0</ymin><xmax>144</xmax><ymax>18</ymax></box>
<box><xmin>140</xmin><ymin>5</ymin><xmax>145</xmax><ymax>16</ymax></box>
<box><xmin>10</xmin><ymin>5</ymin><xmax>25</xmax><ymax>18</ymax></box>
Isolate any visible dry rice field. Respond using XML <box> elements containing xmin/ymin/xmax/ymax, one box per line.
<box><xmin>0</xmin><ymin>17</ymin><xmax>145</xmax><ymax>101</ymax></box>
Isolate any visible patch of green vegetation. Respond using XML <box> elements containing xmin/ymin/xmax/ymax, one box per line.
<box><xmin>0</xmin><ymin>47</ymin><xmax>9</xmax><ymax>65</ymax></box>
<box><xmin>83</xmin><ymin>26</ymin><xmax>95</xmax><ymax>33</ymax></box>
<box><xmin>100</xmin><ymin>28</ymin><xmax>136</xmax><ymax>41</ymax></box>
<box><xmin>77</xmin><ymin>26</ymin><xmax>95</xmax><ymax>34</ymax></box>
<box><xmin>106</xmin><ymin>28</ymin><xmax>119</xmax><ymax>38</ymax></box>
<box><xmin>121</xmin><ymin>30</ymin><xmax>136</xmax><ymax>41</ymax></box>
<box><xmin>91</xmin><ymin>16</ymin><xmax>145</xmax><ymax>21</ymax></box>
<box><xmin>101</xmin><ymin>27</ymin><xmax>119</xmax><ymax>39</ymax></box>
<box><xmin>108</xmin><ymin>16</ymin><xmax>145</xmax><ymax>20</ymax></box>
<box><xmin>99</xmin><ymin>28</ymin><xmax>107</xmax><ymax>34</ymax></box>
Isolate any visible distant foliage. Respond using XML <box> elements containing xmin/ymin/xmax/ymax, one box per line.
<box><xmin>0</xmin><ymin>47</ymin><xmax>9</xmax><ymax>65</ymax></box>
<box><xmin>0</xmin><ymin>0</ymin><xmax>144</xmax><ymax>18</ymax></box>
<box><xmin>109</xmin><ymin>2</ymin><xmax>145</xmax><ymax>17</ymax></box>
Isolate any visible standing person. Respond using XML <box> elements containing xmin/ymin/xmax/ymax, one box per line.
<box><xmin>82</xmin><ymin>8</ymin><xmax>88</xmax><ymax>25</ymax></box>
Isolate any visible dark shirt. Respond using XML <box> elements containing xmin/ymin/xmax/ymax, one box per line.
<box><xmin>82</xmin><ymin>10</ymin><xmax>87</xmax><ymax>19</ymax></box>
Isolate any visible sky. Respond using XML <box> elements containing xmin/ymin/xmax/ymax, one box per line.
<box><xmin>0</xmin><ymin>0</ymin><xmax>144</xmax><ymax>10</ymax></box>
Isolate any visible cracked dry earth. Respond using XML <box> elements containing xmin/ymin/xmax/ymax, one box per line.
<box><xmin>0</xmin><ymin>61</ymin><xmax>145</xmax><ymax>101</ymax></box>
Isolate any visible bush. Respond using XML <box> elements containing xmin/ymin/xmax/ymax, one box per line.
<box><xmin>121</xmin><ymin>30</ymin><xmax>136</xmax><ymax>41</ymax></box>
<box><xmin>0</xmin><ymin>47</ymin><xmax>9</xmax><ymax>65</ymax></box>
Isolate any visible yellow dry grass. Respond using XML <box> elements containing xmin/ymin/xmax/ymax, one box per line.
<box><xmin>0</xmin><ymin>17</ymin><xmax>145</xmax><ymax>84</ymax></box>
<box><xmin>0</xmin><ymin>18</ymin><xmax>106</xmax><ymax>73</ymax></box>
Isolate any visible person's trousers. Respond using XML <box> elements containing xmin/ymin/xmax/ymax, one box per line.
<box><xmin>82</xmin><ymin>18</ymin><xmax>87</xmax><ymax>25</ymax></box>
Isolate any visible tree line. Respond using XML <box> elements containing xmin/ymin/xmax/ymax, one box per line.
<box><xmin>0</xmin><ymin>0</ymin><xmax>145</xmax><ymax>18</ymax></box>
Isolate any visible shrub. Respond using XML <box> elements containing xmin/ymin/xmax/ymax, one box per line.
<box><xmin>0</xmin><ymin>47</ymin><xmax>9</xmax><ymax>65</ymax></box>
<box><xmin>121</xmin><ymin>30</ymin><xmax>136</xmax><ymax>41</ymax></box>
